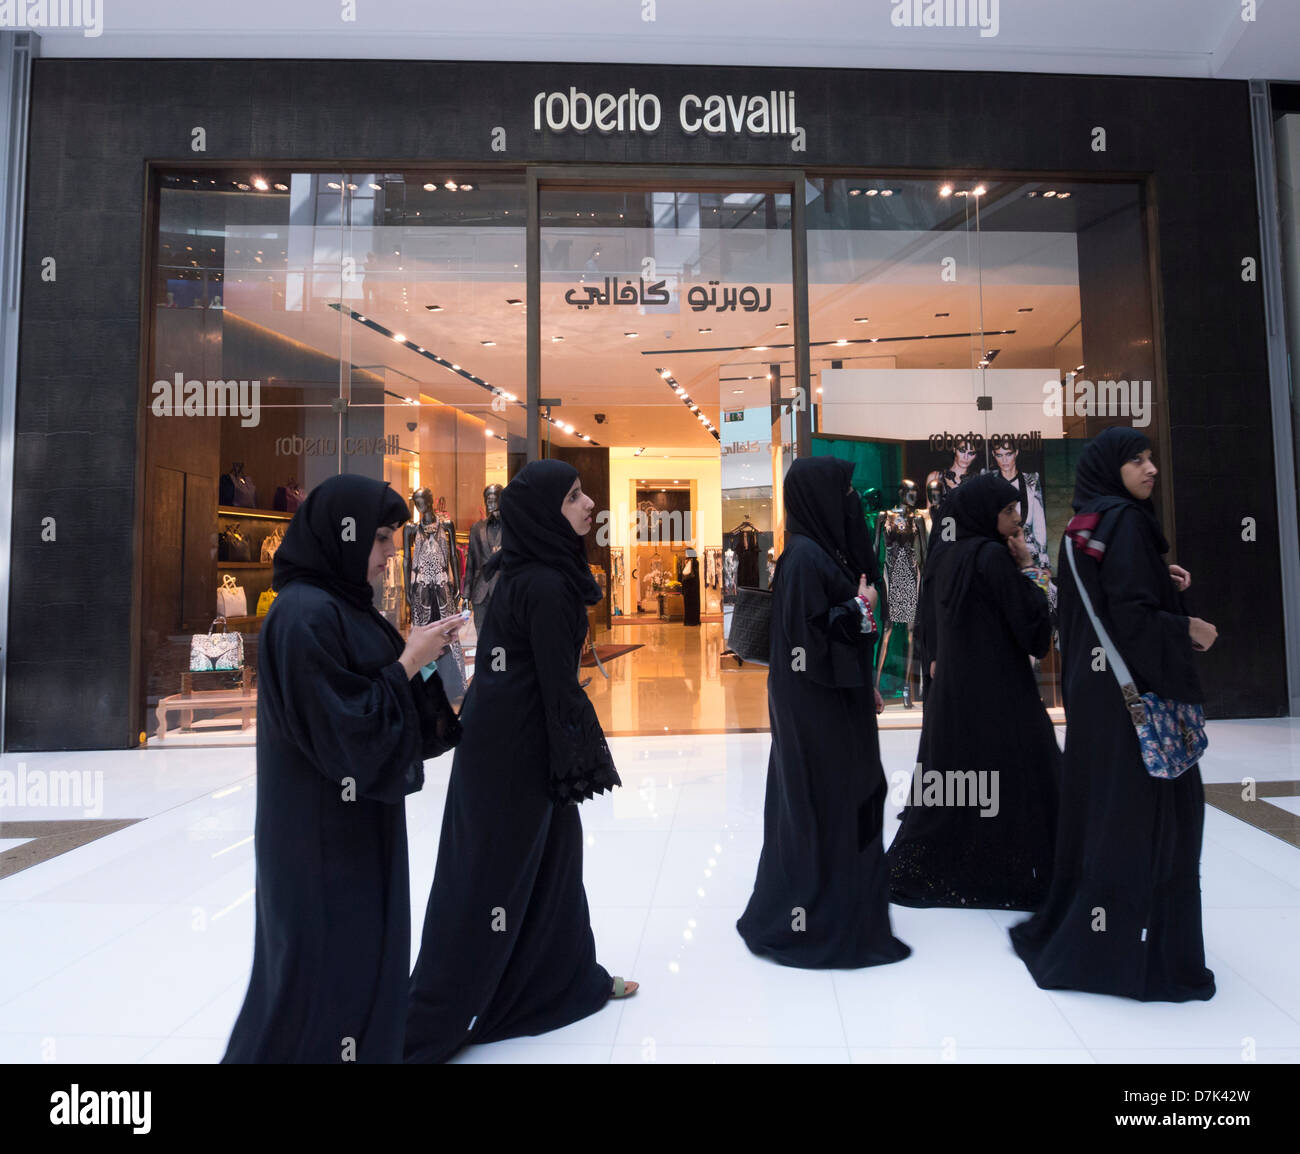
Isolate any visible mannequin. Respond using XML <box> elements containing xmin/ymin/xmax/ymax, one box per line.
<box><xmin>434</xmin><ymin>495</ymin><xmax>460</xmax><ymax>597</ymax></box>
<box><xmin>722</xmin><ymin>548</ymin><xmax>738</xmax><ymax>598</ymax></box>
<box><xmin>875</xmin><ymin>480</ymin><xmax>928</xmax><ymax>708</ymax></box>
<box><xmin>404</xmin><ymin>487</ymin><xmax>466</xmax><ymax>703</ymax></box>
<box><xmin>727</xmin><ymin>517</ymin><xmax>761</xmax><ymax>589</ymax></box>
<box><xmin>463</xmin><ymin>484</ymin><xmax>504</xmax><ymax>634</ymax></box>
<box><xmin>220</xmin><ymin>462</ymin><xmax>258</xmax><ymax>509</ymax></box>
<box><xmin>678</xmin><ymin>547</ymin><xmax>701</xmax><ymax>627</ymax></box>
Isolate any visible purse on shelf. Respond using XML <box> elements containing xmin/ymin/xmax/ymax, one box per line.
<box><xmin>190</xmin><ymin>616</ymin><xmax>245</xmax><ymax>672</ymax></box>
<box><xmin>1066</xmin><ymin>539</ymin><xmax>1207</xmax><ymax>779</ymax></box>
<box><xmin>256</xmin><ymin>589</ymin><xmax>277</xmax><ymax>616</ymax></box>
<box><xmin>219</xmin><ymin>525</ymin><xmax>251</xmax><ymax>562</ymax></box>
<box><xmin>260</xmin><ymin>528</ymin><xmax>284</xmax><ymax>563</ymax></box>
<box><xmin>727</xmin><ymin>586</ymin><xmax>772</xmax><ymax>665</ymax></box>
<box><xmin>217</xmin><ymin>572</ymin><xmax>248</xmax><ymax>618</ymax></box>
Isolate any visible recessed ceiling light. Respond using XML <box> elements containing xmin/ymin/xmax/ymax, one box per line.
<box><xmin>444</xmin><ymin>180</ymin><xmax>458</xmax><ymax>191</ymax></box>
<box><xmin>424</xmin><ymin>182</ymin><xmax>436</xmax><ymax>191</ymax></box>
<box><xmin>751</xmin><ymin>346</ymin><xmax>769</xmax><ymax>352</ymax></box>
<box><xmin>369</xmin><ymin>182</ymin><xmax>381</xmax><ymax>191</ymax></box>
<box><xmin>356</xmin><ymin>315</ymin><xmax>366</xmax><ymax>322</ymax></box>
<box><xmin>934</xmin><ymin>312</ymin><xmax>949</xmax><ymax>318</ymax></box>
<box><xmin>835</xmin><ymin>339</ymin><xmax>848</xmax><ymax>346</ymax></box>
<box><xmin>460</xmin><ymin>184</ymin><xmax>473</xmax><ymax>191</ymax></box>
<box><xmin>1057</xmin><ymin>191</ymin><xmax>1071</xmax><ymax>199</ymax></box>
<box><xmin>505</xmin><ymin>298</ymin><xmax>522</xmax><ymax>305</ymax></box>
<box><xmin>485</xmin><ymin>428</ymin><xmax>494</xmax><ymax>437</ymax></box>
<box><xmin>881</xmin><ymin>189</ymin><xmax>894</xmax><ymax>197</ymax></box>
<box><xmin>849</xmin><ymin>188</ymin><xmax>861</xmax><ymax>197</ymax></box>
<box><xmin>236</xmin><ymin>183</ymin><xmax>250</xmax><ymax>191</ymax></box>
<box><xmin>393</xmin><ymin>333</ymin><xmax>406</xmax><ymax>342</ymax></box>
<box><xmin>625</xmin><ymin>332</ymin><xmax>638</xmax><ymax>338</ymax></box>
<box><xmin>854</xmin><ymin>317</ymin><xmax>870</xmax><ymax>323</ymax></box>
<box><xmin>327</xmin><ymin>182</ymin><xmax>340</xmax><ymax>190</ymax></box>
<box><xmin>732</xmin><ymin>389</ymin><xmax>744</xmax><ymax>394</ymax></box>
<box><xmin>1017</xmin><ymin>307</ymin><xmax>1033</xmax><ymax>313</ymax></box>
<box><xmin>698</xmin><ymin>327</ymin><xmax>712</xmax><ymax>333</ymax></box>
<box><xmin>1043</xmin><ymin>190</ymin><xmax>1057</xmax><ymax>198</ymax></box>
<box><xmin>452</xmin><ymin>364</ymin><xmax>461</xmax><ymax>370</ymax></box>
<box><xmin>940</xmin><ymin>185</ymin><xmax>953</xmax><ymax>198</ymax></box>
<box><xmin>251</xmin><ymin>177</ymin><xmax>269</xmax><ymax>191</ymax></box>
<box><xmin>775</xmin><ymin>322</ymin><xmax>789</xmax><ymax>329</ymax></box>
<box><xmin>865</xmin><ymin>189</ymin><xmax>878</xmax><ymax>197</ymax></box>
<box><xmin>481</xmin><ymin>340</ymin><xmax>496</xmax><ymax>346</ymax></box>
<box><xmin>425</xmin><ymin>304</ymin><xmax>442</xmax><ymax>312</ymax></box>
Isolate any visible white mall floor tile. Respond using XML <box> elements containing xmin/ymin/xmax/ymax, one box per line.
<box><xmin>1202</xmin><ymin>908</ymin><xmax>1300</xmax><ymax>1023</ymax></box>
<box><xmin>1089</xmin><ymin>1048</ymin><xmax>1300</xmax><ymax>1064</ymax></box>
<box><xmin>0</xmin><ymin>839</ymin><xmax>32</xmax><ymax>854</ymax></box>
<box><xmin>0</xmin><ymin>1033</ymin><xmax>166</xmax><ymax>1063</ymax></box>
<box><xmin>1204</xmin><ymin>808</ymin><xmax>1300</xmax><ymax>890</ymax></box>
<box><xmin>614</xmin><ymin>906</ymin><xmax>847</xmax><ymax>1048</ymax></box>
<box><xmin>1044</xmin><ymin>957</ymin><xmax>1300</xmax><ymax>1051</ymax></box>
<box><xmin>137</xmin><ymin>1036</ymin><xmax>227</xmax><ymax>1064</ymax></box>
<box><xmin>612</xmin><ymin>1043</ymin><xmax>851</xmax><ymax>1063</ymax></box>
<box><xmin>650</xmin><ymin>828</ymin><xmax>763</xmax><ymax>909</ymax></box>
<box><xmin>1265</xmin><ymin>796</ymin><xmax>1300</xmax><ymax>818</ymax></box>
<box><xmin>1201</xmin><ymin>838</ymin><xmax>1300</xmax><ymax>909</ymax></box>
<box><xmin>582</xmin><ymin>830</ymin><xmax>670</xmax><ymax>908</ymax></box>
<box><xmin>849</xmin><ymin>1047</ymin><xmax>1094</xmax><ymax>1064</ymax></box>
<box><xmin>451</xmin><ymin>1042</ymin><xmax>612</xmax><ymax>1064</ymax></box>
<box><xmin>170</xmin><ymin>980</ymin><xmax>248</xmax><ymax>1041</ymax></box>
<box><xmin>833</xmin><ymin>906</ymin><xmax>1083</xmax><ymax>1050</ymax></box>
<box><xmin>1197</xmin><ymin>719</ymin><xmax>1300</xmax><ymax>784</ymax></box>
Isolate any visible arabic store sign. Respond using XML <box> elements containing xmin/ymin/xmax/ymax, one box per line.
<box><xmin>565</xmin><ymin>278</ymin><xmax>772</xmax><ymax>313</ymax></box>
<box><xmin>534</xmin><ymin>88</ymin><xmax>805</xmax><ymax>149</ymax></box>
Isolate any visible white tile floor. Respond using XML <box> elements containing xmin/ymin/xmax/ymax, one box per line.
<box><xmin>1</xmin><ymin>720</ymin><xmax>1298</xmax><ymax>1064</ymax></box>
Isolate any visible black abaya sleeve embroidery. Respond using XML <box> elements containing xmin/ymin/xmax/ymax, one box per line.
<box><xmin>265</xmin><ymin>606</ymin><xmax>427</xmax><ymax>803</ymax></box>
<box><xmin>526</xmin><ymin>576</ymin><xmax>622</xmax><ymax>805</ymax></box>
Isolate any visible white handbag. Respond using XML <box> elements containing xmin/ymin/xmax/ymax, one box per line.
<box><xmin>217</xmin><ymin>572</ymin><xmax>248</xmax><ymax>617</ymax></box>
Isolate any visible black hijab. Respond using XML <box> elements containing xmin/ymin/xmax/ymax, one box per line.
<box><xmin>1070</xmin><ymin>426</ymin><xmax>1168</xmax><ymax>554</ymax></box>
<box><xmin>485</xmin><ymin>459</ymin><xmax>602</xmax><ymax>606</ymax></box>
<box><xmin>934</xmin><ymin>471</ymin><xmax>1021</xmax><ymax>612</ymax></box>
<box><xmin>784</xmin><ymin>457</ymin><xmax>878</xmax><ymax>584</ymax></box>
<box><xmin>272</xmin><ymin>474</ymin><xmax>408</xmax><ymax>610</ymax></box>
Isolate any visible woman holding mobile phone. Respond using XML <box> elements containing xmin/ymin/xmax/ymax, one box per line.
<box><xmin>223</xmin><ymin>474</ymin><xmax>464</xmax><ymax>1064</ymax></box>
<box><xmin>406</xmin><ymin>459</ymin><xmax>628</xmax><ymax>1063</ymax></box>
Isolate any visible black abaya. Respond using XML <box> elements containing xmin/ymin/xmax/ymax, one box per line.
<box><xmin>1010</xmin><ymin>506</ymin><xmax>1215</xmax><ymax>1001</ymax></box>
<box><xmin>222</xmin><ymin>581</ymin><xmax>457</xmax><ymax>1063</ymax></box>
<box><xmin>405</xmin><ymin>561</ymin><xmax>616</xmax><ymax>1061</ymax></box>
<box><xmin>680</xmin><ymin>557</ymin><xmax>701</xmax><ymax>626</ymax></box>
<box><xmin>736</xmin><ymin>533</ymin><xmax>910</xmax><ymax>969</ymax></box>
<box><xmin>887</xmin><ymin>540</ymin><xmax>1060</xmax><ymax>910</ymax></box>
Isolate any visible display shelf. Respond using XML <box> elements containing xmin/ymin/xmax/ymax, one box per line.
<box><xmin>218</xmin><ymin>506</ymin><xmax>292</xmax><ymax>521</ymax></box>
<box><xmin>216</xmin><ymin>561</ymin><xmax>270</xmax><ymax>569</ymax></box>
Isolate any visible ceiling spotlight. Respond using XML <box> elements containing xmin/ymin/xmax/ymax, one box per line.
<box><xmin>1043</xmin><ymin>190</ymin><xmax>1057</xmax><ymax>198</ymax></box>
<box><xmin>236</xmin><ymin>183</ymin><xmax>250</xmax><ymax>191</ymax></box>
<box><xmin>481</xmin><ymin>340</ymin><xmax>496</xmax><ymax>346</ymax></box>
<box><xmin>327</xmin><ymin>182</ymin><xmax>340</xmax><ymax>190</ymax></box>
<box><xmin>369</xmin><ymin>182</ymin><xmax>381</xmax><ymax>190</ymax></box>
<box><xmin>551</xmin><ymin>335</ymin><xmax>564</xmax><ymax>342</ymax></box>
<box><xmin>835</xmin><ymin>339</ymin><xmax>848</xmax><ymax>346</ymax></box>
<box><xmin>444</xmin><ymin>180</ymin><xmax>458</xmax><ymax>191</ymax></box>
<box><xmin>484</xmin><ymin>428</ymin><xmax>494</xmax><ymax>438</ymax></box>
<box><xmin>865</xmin><ymin>189</ymin><xmax>878</xmax><ymax>197</ymax></box>
<box><xmin>425</xmin><ymin>304</ymin><xmax>442</xmax><ymax>312</ymax></box>
<box><xmin>356</xmin><ymin>315</ymin><xmax>366</xmax><ymax>322</ymax></box>
<box><xmin>698</xmin><ymin>327</ymin><xmax>712</xmax><ymax>333</ymax></box>
<box><xmin>424</xmin><ymin>182</ymin><xmax>436</xmax><ymax>191</ymax></box>
<box><xmin>660</xmin><ymin>369</ymin><xmax>672</xmax><ymax>377</ymax></box>
<box><xmin>392</xmin><ymin>333</ymin><xmax>406</xmax><ymax>342</ymax></box>
<box><xmin>775</xmin><ymin>322</ymin><xmax>789</xmax><ymax>329</ymax></box>
<box><xmin>880</xmin><ymin>189</ymin><xmax>894</xmax><ymax>197</ymax></box>
<box><xmin>939</xmin><ymin>184</ymin><xmax>953</xmax><ymax>198</ymax></box>
<box><xmin>505</xmin><ymin>298</ymin><xmax>522</xmax><ymax>305</ymax></box>
<box><xmin>732</xmin><ymin>388</ymin><xmax>744</xmax><ymax>394</ymax></box>
<box><xmin>251</xmin><ymin>176</ymin><xmax>269</xmax><ymax>191</ymax></box>
<box><xmin>1057</xmin><ymin>191</ymin><xmax>1072</xmax><ymax>199</ymax></box>
<box><xmin>849</xmin><ymin>188</ymin><xmax>861</xmax><ymax>197</ymax></box>
<box><xmin>1027</xmin><ymin>190</ymin><xmax>1039</xmax><ymax>198</ymax></box>
<box><xmin>273</xmin><ymin>182</ymin><xmax>288</xmax><ymax>191</ymax></box>
<box><xmin>972</xmin><ymin>185</ymin><xmax>985</xmax><ymax>197</ymax></box>
<box><xmin>624</xmin><ymin>332</ymin><xmax>638</xmax><ymax>338</ymax></box>
<box><xmin>751</xmin><ymin>345</ymin><xmax>769</xmax><ymax>352</ymax></box>
<box><xmin>460</xmin><ymin>183</ymin><xmax>473</xmax><ymax>191</ymax></box>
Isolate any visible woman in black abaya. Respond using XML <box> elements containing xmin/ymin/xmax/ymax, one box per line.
<box><xmin>1010</xmin><ymin>428</ymin><xmax>1218</xmax><ymax>1001</ymax></box>
<box><xmin>737</xmin><ymin>457</ymin><xmax>910</xmax><ymax>969</ymax></box>
<box><xmin>887</xmin><ymin>472</ymin><xmax>1060</xmax><ymax>910</ymax></box>
<box><xmin>405</xmin><ymin>460</ymin><xmax>628</xmax><ymax>1063</ymax></box>
<box><xmin>223</xmin><ymin>475</ymin><xmax>464</xmax><ymax>1064</ymax></box>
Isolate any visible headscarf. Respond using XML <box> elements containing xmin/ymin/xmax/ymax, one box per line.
<box><xmin>933</xmin><ymin>471</ymin><xmax>1021</xmax><ymax>612</ymax></box>
<box><xmin>272</xmin><ymin>474</ymin><xmax>408</xmax><ymax>610</ymax></box>
<box><xmin>785</xmin><ymin>457</ymin><xmax>878</xmax><ymax>583</ymax></box>
<box><xmin>483</xmin><ymin>458</ymin><xmax>602</xmax><ymax>606</ymax></box>
<box><xmin>1066</xmin><ymin>426</ymin><xmax>1167</xmax><ymax>559</ymax></box>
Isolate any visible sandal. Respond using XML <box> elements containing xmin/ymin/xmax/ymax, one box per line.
<box><xmin>610</xmin><ymin>975</ymin><xmax>639</xmax><ymax>999</ymax></box>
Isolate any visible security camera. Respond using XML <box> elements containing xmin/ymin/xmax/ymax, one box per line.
<box><xmin>406</xmin><ymin>421</ymin><xmax>417</xmax><ymax>432</ymax></box>
<box><xmin>594</xmin><ymin>413</ymin><xmax>606</xmax><ymax>424</ymax></box>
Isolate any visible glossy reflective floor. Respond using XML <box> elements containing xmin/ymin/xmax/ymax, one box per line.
<box><xmin>1</xmin><ymin>719</ymin><xmax>1298</xmax><ymax>1063</ymax></box>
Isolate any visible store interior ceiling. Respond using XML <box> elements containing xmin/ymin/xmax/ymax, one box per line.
<box><xmin>33</xmin><ymin>1</ymin><xmax>1300</xmax><ymax>82</ymax></box>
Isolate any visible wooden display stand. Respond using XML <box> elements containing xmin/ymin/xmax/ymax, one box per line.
<box><xmin>156</xmin><ymin>667</ymin><xmax>256</xmax><ymax>740</ymax></box>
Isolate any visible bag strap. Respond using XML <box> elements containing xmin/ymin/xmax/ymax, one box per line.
<box><xmin>210</xmin><ymin>616</ymin><xmax>227</xmax><ymax>634</ymax></box>
<box><xmin>221</xmin><ymin>573</ymin><xmax>238</xmax><ymax>590</ymax></box>
<box><xmin>1065</xmin><ymin>537</ymin><xmax>1146</xmax><ymax>725</ymax></box>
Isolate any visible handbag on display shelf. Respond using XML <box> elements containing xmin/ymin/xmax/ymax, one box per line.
<box><xmin>189</xmin><ymin>616</ymin><xmax>245</xmax><ymax>672</ymax></box>
<box><xmin>256</xmin><ymin>589</ymin><xmax>277</xmax><ymax>616</ymax></box>
<box><xmin>1066</xmin><ymin>539</ymin><xmax>1208</xmax><ymax>779</ymax></box>
<box><xmin>727</xmin><ymin>587</ymin><xmax>772</xmax><ymax>665</ymax></box>
<box><xmin>219</xmin><ymin>526</ymin><xmax>252</xmax><ymax>562</ymax></box>
<box><xmin>217</xmin><ymin>573</ymin><xmax>248</xmax><ymax>618</ymax></box>
<box><xmin>260</xmin><ymin>528</ymin><xmax>284</xmax><ymax>563</ymax></box>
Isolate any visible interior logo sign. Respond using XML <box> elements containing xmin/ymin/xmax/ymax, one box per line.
<box><xmin>890</xmin><ymin>0</ymin><xmax>1000</xmax><ymax>38</ymax></box>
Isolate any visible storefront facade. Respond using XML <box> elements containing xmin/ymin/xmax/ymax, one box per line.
<box><xmin>2</xmin><ymin>53</ymin><xmax>1292</xmax><ymax>749</ymax></box>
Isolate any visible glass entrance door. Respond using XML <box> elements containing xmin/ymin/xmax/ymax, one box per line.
<box><xmin>534</xmin><ymin>177</ymin><xmax>798</xmax><ymax>734</ymax></box>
